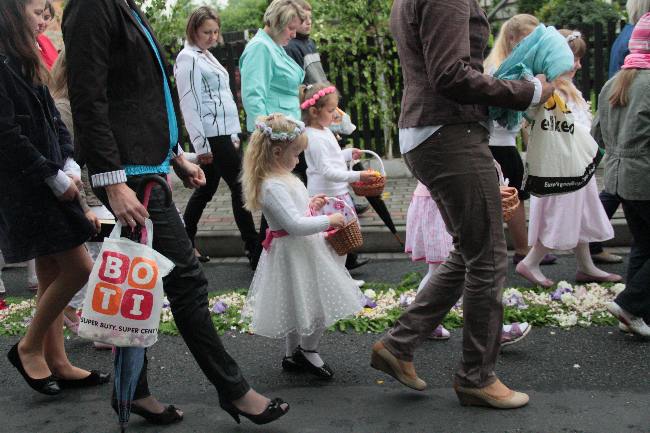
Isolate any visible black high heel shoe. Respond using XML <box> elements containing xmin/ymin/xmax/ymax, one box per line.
<box><xmin>292</xmin><ymin>346</ymin><xmax>334</xmax><ymax>379</ymax></box>
<box><xmin>111</xmin><ymin>397</ymin><xmax>183</xmax><ymax>425</ymax></box>
<box><xmin>220</xmin><ymin>398</ymin><xmax>289</xmax><ymax>425</ymax></box>
<box><xmin>6</xmin><ymin>343</ymin><xmax>60</xmax><ymax>395</ymax></box>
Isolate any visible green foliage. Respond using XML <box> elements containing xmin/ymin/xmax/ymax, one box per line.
<box><xmin>135</xmin><ymin>0</ymin><xmax>194</xmax><ymax>62</ymax></box>
<box><xmin>218</xmin><ymin>0</ymin><xmax>268</xmax><ymax>32</ymax></box>
<box><xmin>517</xmin><ymin>0</ymin><xmax>548</xmax><ymax>14</ymax></box>
<box><xmin>537</xmin><ymin>0</ymin><xmax>622</xmax><ymax>27</ymax></box>
<box><xmin>311</xmin><ymin>0</ymin><xmax>398</xmax><ymax>154</ymax></box>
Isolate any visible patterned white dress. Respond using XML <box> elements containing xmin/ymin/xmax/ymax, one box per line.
<box><xmin>242</xmin><ymin>175</ymin><xmax>364</xmax><ymax>338</ymax></box>
<box><xmin>404</xmin><ymin>182</ymin><xmax>454</xmax><ymax>263</ymax></box>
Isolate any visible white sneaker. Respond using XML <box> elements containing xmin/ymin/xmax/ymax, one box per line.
<box><xmin>353</xmin><ymin>279</ymin><xmax>365</xmax><ymax>288</ymax></box>
<box><xmin>0</xmin><ymin>278</ymin><xmax>5</xmax><ymax>294</ymax></box>
<box><xmin>606</xmin><ymin>302</ymin><xmax>650</xmax><ymax>338</ymax></box>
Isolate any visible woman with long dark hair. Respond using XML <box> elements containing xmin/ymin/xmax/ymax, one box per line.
<box><xmin>0</xmin><ymin>0</ymin><xmax>109</xmax><ymax>395</ymax></box>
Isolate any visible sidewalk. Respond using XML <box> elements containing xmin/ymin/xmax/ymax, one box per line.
<box><xmin>171</xmin><ymin>162</ymin><xmax>629</xmax><ymax>257</ymax></box>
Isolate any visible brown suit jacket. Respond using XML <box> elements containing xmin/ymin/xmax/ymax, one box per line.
<box><xmin>390</xmin><ymin>0</ymin><xmax>536</xmax><ymax>128</ymax></box>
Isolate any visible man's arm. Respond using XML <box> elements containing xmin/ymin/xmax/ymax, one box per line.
<box><xmin>418</xmin><ymin>0</ymin><xmax>536</xmax><ymax>110</ymax></box>
<box><xmin>62</xmin><ymin>0</ymin><xmax>126</xmax><ymax>187</ymax></box>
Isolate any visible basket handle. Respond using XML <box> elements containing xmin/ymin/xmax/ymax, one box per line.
<box><xmin>349</xmin><ymin>149</ymin><xmax>385</xmax><ymax>175</ymax></box>
<box><xmin>494</xmin><ymin>160</ymin><xmax>509</xmax><ymax>187</ymax></box>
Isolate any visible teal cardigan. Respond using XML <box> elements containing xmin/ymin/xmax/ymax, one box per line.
<box><xmin>240</xmin><ymin>29</ymin><xmax>305</xmax><ymax>132</ymax></box>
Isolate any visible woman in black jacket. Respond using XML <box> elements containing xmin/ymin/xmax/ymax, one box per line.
<box><xmin>0</xmin><ymin>0</ymin><xmax>108</xmax><ymax>395</ymax></box>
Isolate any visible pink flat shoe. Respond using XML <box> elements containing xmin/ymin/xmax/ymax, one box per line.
<box><xmin>575</xmin><ymin>271</ymin><xmax>623</xmax><ymax>284</ymax></box>
<box><xmin>63</xmin><ymin>315</ymin><xmax>79</xmax><ymax>335</ymax></box>
<box><xmin>515</xmin><ymin>262</ymin><xmax>554</xmax><ymax>288</ymax></box>
<box><xmin>427</xmin><ymin>324</ymin><xmax>450</xmax><ymax>340</ymax></box>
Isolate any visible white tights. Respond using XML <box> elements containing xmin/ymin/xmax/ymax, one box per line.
<box><xmin>417</xmin><ymin>263</ymin><xmax>441</xmax><ymax>293</ymax></box>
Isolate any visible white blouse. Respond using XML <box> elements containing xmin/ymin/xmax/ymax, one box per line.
<box><xmin>174</xmin><ymin>42</ymin><xmax>241</xmax><ymax>155</ymax></box>
<box><xmin>304</xmin><ymin>127</ymin><xmax>360</xmax><ymax>197</ymax></box>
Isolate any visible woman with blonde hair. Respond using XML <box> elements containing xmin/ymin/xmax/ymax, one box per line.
<box><xmin>485</xmin><ymin>14</ymin><xmax>557</xmax><ymax>267</ymax></box>
<box><xmin>240</xmin><ymin>0</ymin><xmax>307</xmax><ymax>266</ymax></box>
<box><xmin>597</xmin><ymin>12</ymin><xmax>650</xmax><ymax>337</ymax></box>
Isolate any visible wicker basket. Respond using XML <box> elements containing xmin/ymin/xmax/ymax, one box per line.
<box><xmin>500</xmin><ymin>186</ymin><xmax>520</xmax><ymax>222</ymax></box>
<box><xmin>316</xmin><ymin>198</ymin><xmax>363</xmax><ymax>256</ymax></box>
<box><xmin>495</xmin><ymin>161</ymin><xmax>520</xmax><ymax>222</ymax></box>
<box><xmin>350</xmin><ymin>150</ymin><xmax>386</xmax><ymax>197</ymax></box>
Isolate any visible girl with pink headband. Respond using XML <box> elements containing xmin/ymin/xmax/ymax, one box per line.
<box><xmin>300</xmin><ymin>82</ymin><xmax>378</xmax><ymax>286</ymax></box>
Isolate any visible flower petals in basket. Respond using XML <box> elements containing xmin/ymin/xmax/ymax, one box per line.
<box><xmin>316</xmin><ymin>197</ymin><xmax>363</xmax><ymax>256</ymax></box>
<box><xmin>350</xmin><ymin>150</ymin><xmax>386</xmax><ymax>197</ymax></box>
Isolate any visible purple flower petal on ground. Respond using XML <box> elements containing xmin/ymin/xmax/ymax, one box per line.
<box><xmin>363</xmin><ymin>296</ymin><xmax>377</xmax><ymax>308</ymax></box>
<box><xmin>212</xmin><ymin>301</ymin><xmax>228</xmax><ymax>314</ymax></box>
<box><xmin>399</xmin><ymin>294</ymin><xmax>413</xmax><ymax>308</ymax></box>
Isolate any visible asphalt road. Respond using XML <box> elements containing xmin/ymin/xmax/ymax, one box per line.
<box><xmin>2</xmin><ymin>256</ymin><xmax>649</xmax><ymax>432</ymax></box>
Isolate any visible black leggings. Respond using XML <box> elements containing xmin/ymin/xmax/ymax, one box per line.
<box><xmin>183</xmin><ymin>135</ymin><xmax>259</xmax><ymax>250</ymax></box>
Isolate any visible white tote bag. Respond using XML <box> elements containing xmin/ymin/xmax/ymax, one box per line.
<box><xmin>523</xmin><ymin>93</ymin><xmax>602</xmax><ymax>197</ymax></box>
<box><xmin>78</xmin><ymin>219</ymin><xmax>174</xmax><ymax>347</ymax></box>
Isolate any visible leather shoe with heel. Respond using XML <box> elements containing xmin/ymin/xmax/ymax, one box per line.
<box><xmin>111</xmin><ymin>397</ymin><xmax>183</xmax><ymax>425</ymax></box>
<box><xmin>454</xmin><ymin>379</ymin><xmax>529</xmax><ymax>409</ymax></box>
<box><xmin>220</xmin><ymin>398</ymin><xmax>289</xmax><ymax>425</ymax></box>
<box><xmin>370</xmin><ymin>341</ymin><xmax>426</xmax><ymax>391</ymax></box>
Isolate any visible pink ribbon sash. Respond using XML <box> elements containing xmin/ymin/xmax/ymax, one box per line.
<box><xmin>261</xmin><ymin>228</ymin><xmax>289</xmax><ymax>251</ymax></box>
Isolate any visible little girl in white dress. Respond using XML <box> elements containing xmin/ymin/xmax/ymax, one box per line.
<box><xmin>517</xmin><ymin>30</ymin><xmax>622</xmax><ymax>288</ymax></box>
<box><xmin>241</xmin><ymin>113</ymin><xmax>364</xmax><ymax>379</ymax></box>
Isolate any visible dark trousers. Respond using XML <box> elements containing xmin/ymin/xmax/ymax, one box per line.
<box><xmin>98</xmin><ymin>176</ymin><xmax>250</xmax><ymax>403</ymax></box>
<box><xmin>183</xmin><ymin>135</ymin><xmax>258</xmax><ymax>251</ymax></box>
<box><xmin>383</xmin><ymin>123</ymin><xmax>506</xmax><ymax>388</ymax></box>
<box><xmin>589</xmin><ymin>190</ymin><xmax>621</xmax><ymax>254</ymax></box>
<box><xmin>615</xmin><ymin>198</ymin><xmax>650</xmax><ymax>322</ymax></box>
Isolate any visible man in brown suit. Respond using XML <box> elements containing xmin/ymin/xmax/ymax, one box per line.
<box><xmin>370</xmin><ymin>0</ymin><xmax>553</xmax><ymax>409</ymax></box>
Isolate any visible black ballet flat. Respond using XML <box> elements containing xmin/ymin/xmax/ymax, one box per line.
<box><xmin>111</xmin><ymin>398</ymin><xmax>183</xmax><ymax>425</ymax></box>
<box><xmin>292</xmin><ymin>346</ymin><xmax>334</xmax><ymax>380</ymax></box>
<box><xmin>281</xmin><ymin>355</ymin><xmax>304</xmax><ymax>372</ymax></box>
<box><xmin>57</xmin><ymin>370</ymin><xmax>111</xmax><ymax>389</ymax></box>
<box><xmin>220</xmin><ymin>398</ymin><xmax>289</xmax><ymax>425</ymax></box>
<box><xmin>197</xmin><ymin>255</ymin><xmax>211</xmax><ymax>263</ymax></box>
<box><xmin>7</xmin><ymin>343</ymin><xmax>60</xmax><ymax>395</ymax></box>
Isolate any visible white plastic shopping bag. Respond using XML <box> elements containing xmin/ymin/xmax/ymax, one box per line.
<box><xmin>78</xmin><ymin>219</ymin><xmax>174</xmax><ymax>347</ymax></box>
<box><xmin>329</xmin><ymin>107</ymin><xmax>356</xmax><ymax>135</ymax></box>
<box><xmin>523</xmin><ymin>93</ymin><xmax>602</xmax><ymax>196</ymax></box>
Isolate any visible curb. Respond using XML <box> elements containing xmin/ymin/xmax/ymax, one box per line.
<box><xmin>195</xmin><ymin>218</ymin><xmax>632</xmax><ymax>257</ymax></box>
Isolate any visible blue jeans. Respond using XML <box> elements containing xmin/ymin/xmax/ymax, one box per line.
<box><xmin>615</xmin><ymin>198</ymin><xmax>650</xmax><ymax>322</ymax></box>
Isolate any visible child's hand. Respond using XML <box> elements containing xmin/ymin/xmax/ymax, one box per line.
<box><xmin>352</xmin><ymin>149</ymin><xmax>363</xmax><ymax>160</ymax></box>
<box><xmin>85</xmin><ymin>210</ymin><xmax>101</xmax><ymax>233</ymax></box>
<box><xmin>309</xmin><ymin>194</ymin><xmax>327</xmax><ymax>211</ymax></box>
<box><xmin>359</xmin><ymin>170</ymin><xmax>379</xmax><ymax>183</ymax></box>
<box><xmin>328</xmin><ymin>213</ymin><xmax>345</xmax><ymax>229</ymax></box>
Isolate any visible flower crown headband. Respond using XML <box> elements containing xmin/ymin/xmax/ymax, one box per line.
<box><xmin>300</xmin><ymin>86</ymin><xmax>337</xmax><ymax>110</ymax></box>
<box><xmin>255</xmin><ymin>117</ymin><xmax>305</xmax><ymax>142</ymax></box>
<box><xmin>566</xmin><ymin>31</ymin><xmax>581</xmax><ymax>43</ymax></box>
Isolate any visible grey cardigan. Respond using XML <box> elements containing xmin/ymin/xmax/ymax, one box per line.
<box><xmin>592</xmin><ymin>70</ymin><xmax>650</xmax><ymax>200</ymax></box>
